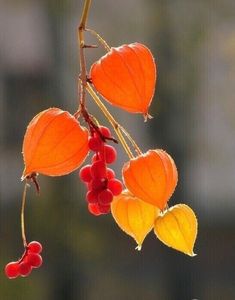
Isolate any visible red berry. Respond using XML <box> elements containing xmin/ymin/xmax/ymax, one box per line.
<box><xmin>27</xmin><ymin>253</ymin><xmax>43</xmax><ymax>268</ymax></box>
<box><xmin>86</xmin><ymin>190</ymin><xmax>98</xmax><ymax>203</ymax></box>
<box><xmin>99</xmin><ymin>126</ymin><xmax>111</xmax><ymax>138</ymax></box>
<box><xmin>90</xmin><ymin>178</ymin><xmax>106</xmax><ymax>191</ymax></box>
<box><xmin>106</xmin><ymin>168</ymin><xmax>115</xmax><ymax>179</ymax></box>
<box><xmin>18</xmin><ymin>262</ymin><xmax>32</xmax><ymax>277</ymax></box>
<box><xmin>104</xmin><ymin>145</ymin><xmax>117</xmax><ymax>164</ymax></box>
<box><xmin>107</xmin><ymin>179</ymin><xmax>123</xmax><ymax>196</ymax></box>
<box><xmin>86</xmin><ymin>181</ymin><xmax>92</xmax><ymax>190</ymax></box>
<box><xmin>88</xmin><ymin>203</ymin><xmax>102</xmax><ymax>216</ymax></box>
<box><xmin>91</xmin><ymin>160</ymin><xmax>106</xmax><ymax>179</ymax></box>
<box><xmin>28</xmin><ymin>241</ymin><xmax>42</xmax><ymax>254</ymax></box>
<box><xmin>98</xmin><ymin>204</ymin><xmax>111</xmax><ymax>214</ymax></box>
<box><xmin>92</xmin><ymin>154</ymin><xmax>99</xmax><ymax>163</ymax></box>
<box><xmin>98</xmin><ymin>189</ymin><xmax>113</xmax><ymax>205</ymax></box>
<box><xmin>79</xmin><ymin>165</ymin><xmax>92</xmax><ymax>182</ymax></box>
<box><xmin>5</xmin><ymin>262</ymin><xmax>19</xmax><ymax>279</ymax></box>
<box><xmin>88</xmin><ymin>136</ymin><xmax>103</xmax><ymax>152</ymax></box>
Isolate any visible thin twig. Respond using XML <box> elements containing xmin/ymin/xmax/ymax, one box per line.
<box><xmin>86</xmin><ymin>28</ymin><xmax>111</xmax><ymax>52</ymax></box>
<box><xmin>78</xmin><ymin>0</ymin><xmax>92</xmax><ymax>108</ymax></box>
<box><xmin>21</xmin><ymin>182</ymin><xmax>29</xmax><ymax>248</ymax></box>
<box><xmin>119</xmin><ymin>126</ymin><xmax>142</xmax><ymax>156</ymax></box>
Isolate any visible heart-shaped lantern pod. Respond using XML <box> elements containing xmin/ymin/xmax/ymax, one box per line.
<box><xmin>90</xmin><ymin>43</ymin><xmax>157</xmax><ymax>117</ymax></box>
<box><xmin>122</xmin><ymin>149</ymin><xmax>178</xmax><ymax>210</ymax></box>
<box><xmin>111</xmin><ymin>190</ymin><xmax>159</xmax><ymax>250</ymax></box>
<box><xmin>154</xmin><ymin>204</ymin><xmax>198</xmax><ymax>256</ymax></box>
<box><xmin>22</xmin><ymin>108</ymin><xmax>89</xmax><ymax>179</ymax></box>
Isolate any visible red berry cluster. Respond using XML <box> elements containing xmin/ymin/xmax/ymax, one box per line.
<box><xmin>5</xmin><ymin>241</ymin><xmax>43</xmax><ymax>279</ymax></box>
<box><xmin>79</xmin><ymin>126</ymin><xmax>123</xmax><ymax>216</ymax></box>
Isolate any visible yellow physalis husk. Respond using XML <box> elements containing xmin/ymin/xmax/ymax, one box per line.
<box><xmin>111</xmin><ymin>190</ymin><xmax>159</xmax><ymax>250</ymax></box>
<box><xmin>154</xmin><ymin>204</ymin><xmax>198</xmax><ymax>256</ymax></box>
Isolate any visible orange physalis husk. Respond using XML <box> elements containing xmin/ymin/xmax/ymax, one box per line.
<box><xmin>154</xmin><ymin>204</ymin><xmax>198</xmax><ymax>256</ymax></box>
<box><xmin>90</xmin><ymin>43</ymin><xmax>156</xmax><ymax>117</ymax></box>
<box><xmin>22</xmin><ymin>107</ymin><xmax>89</xmax><ymax>179</ymax></box>
<box><xmin>122</xmin><ymin>149</ymin><xmax>178</xmax><ymax>210</ymax></box>
<box><xmin>111</xmin><ymin>190</ymin><xmax>159</xmax><ymax>250</ymax></box>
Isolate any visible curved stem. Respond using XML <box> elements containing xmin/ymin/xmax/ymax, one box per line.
<box><xmin>86</xmin><ymin>83</ymin><xmax>135</xmax><ymax>159</ymax></box>
<box><xmin>119</xmin><ymin>126</ymin><xmax>142</xmax><ymax>156</ymax></box>
<box><xmin>116</xmin><ymin>129</ymin><xmax>133</xmax><ymax>159</ymax></box>
<box><xmin>86</xmin><ymin>28</ymin><xmax>111</xmax><ymax>52</ymax></box>
<box><xmin>21</xmin><ymin>182</ymin><xmax>29</xmax><ymax>248</ymax></box>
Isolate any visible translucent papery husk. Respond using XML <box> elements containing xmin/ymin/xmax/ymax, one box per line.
<box><xmin>90</xmin><ymin>43</ymin><xmax>157</xmax><ymax>117</ymax></box>
<box><xmin>111</xmin><ymin>190</ymin><xmax>159</xmax><ymax>250</ymax></box>
<box><xmin>122</xmin><ymin>149</ymin><xmax>178</xmax><ymax>210</ymax></box>
<box><xmin>22</xmin><ymin>107</ymin><xmax>89</xmax><ymax>179</ymax></box>
<box><xmin>154</xmin><ymin>204</ymin><xmax>198</xmax><ymax>256</ymax></box>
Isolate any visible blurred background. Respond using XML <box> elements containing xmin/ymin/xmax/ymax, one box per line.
<box><xmin>1</xmin><ymin>0</ymin><xmax>235</xmax><ymax>299</ymax></box>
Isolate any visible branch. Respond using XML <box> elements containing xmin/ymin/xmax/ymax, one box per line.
<box><xmin>78</xmin><ymin>0</ymin><xmax>92</xmax><ymax>107</ymax></box>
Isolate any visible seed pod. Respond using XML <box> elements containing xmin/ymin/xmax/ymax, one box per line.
<box><xmin>22</xmin><ymin>108</ymin><xmax>89</xmax><ymax>179</ymax></box>
<box><xmin>154</xmin><ymin>204</ymin><xmax>198</xmax><ymax>256</ymax></box>
<box><xmin>122</xmin><ymin>149</ymin><xmax>178</xmax><ymax>210</ymax></box>
<box><xmin>90</xmin><ymin>43</ymin><xmax>156</xmax><ymax>117</ymax></box>
<box><xmin>111</xmin><ymin>190</ymin><xmax>159</xmax><ymax>250</ymax></box>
